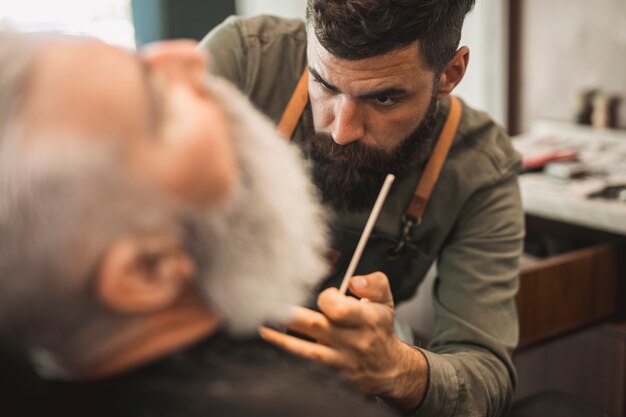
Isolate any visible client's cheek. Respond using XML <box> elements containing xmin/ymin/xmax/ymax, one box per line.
<box><xmin>127</xmin><ymin>131</ymin><xmax>238</xmax><ymax>209</ymax></box>
<box><xmin>156</xmin><ymin>136</ymin><xmax>237</xmax><ymax>207</ymax></box>
<box><xmin>142</xmin><ymin>91</ymin><xmax>238</xmax><ymax>206</ymax></box>
<box><xmin>201</xmin><ymin>100</ymin><xmax>239</xmax><ymax>200</ymax></box>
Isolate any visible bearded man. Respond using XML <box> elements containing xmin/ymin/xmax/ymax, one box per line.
<box><xmin>202</xmin><ymin>1</ymin><xmax>524</xmax><ymax>416</ymax></box>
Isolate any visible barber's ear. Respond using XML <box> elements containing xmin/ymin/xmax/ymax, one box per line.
<box><xmin>437</xmin><ymin>46</ymin><xmax>470</xmax><ymax>100</ymax></box>
<box><xmin>95</xmin><ymin>234</ymin><xmax>196</xmax><ymax>314</ymax></box>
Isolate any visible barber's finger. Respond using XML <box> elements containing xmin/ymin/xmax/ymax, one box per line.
<box><xmin>285</xmin><ymin>307</ymin><xmax>362</xmax><ymax>344</ymax></box>
<box><xmin>348</xmin><ymin>272</ymin><xmax>394</xmax><ymax>308</ymax></box>
<box><xmin>284</xmin><ymin>306</ymin><xmax>331</xmax><ymax>340</ymax></box>
<box><xmin>259</xmin><ymin>327</ymin><xmax>344</xmax><ymax>368</ymax></box>
<box><xmin>317</xmin><ymin>288</ymin><xmax>369</xmax><ymax>327</ymax></box>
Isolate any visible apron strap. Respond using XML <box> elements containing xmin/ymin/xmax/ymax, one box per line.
<box><xmin>389</xmin><ymin>96</ymin><xmax>462</xmax><ymax>256</ymax></box>
<box><xmin>405</xmin><ymin>96</ymin><xmax>462</xmax><ymax>223</ymax></box>
<box><xmin>277</xmin><ymin>68</ymin><xmax>309</xmax><ymax>140</ymax></box>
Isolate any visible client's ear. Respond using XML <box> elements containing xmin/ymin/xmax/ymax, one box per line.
<box><xmin>95</xmin><ymin>234</ymin><xmax>196</xmax><ymax>313</ymax></box>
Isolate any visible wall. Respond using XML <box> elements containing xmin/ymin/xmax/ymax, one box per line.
<box><xmin>520</xmin><ymin>0</ymin><xmax>626</xmax><ymax>131</ymax></box>
<box><xmin>235</xmin><ymin>0</ymin><xmax>306</xmax><ymax>19</ymax></box>
<box><xmin>454</xmin><ymin>0</ymin><xmax>508</xmax><ymax>127</ymax></box>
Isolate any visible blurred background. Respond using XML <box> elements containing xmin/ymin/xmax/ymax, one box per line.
<box><xmin>2</xmin><ymin>0</ymin><xmax>625</xmax><ymax>135</ymax></box>
<box><xmin>1</xmin><ymin>1</ymin><xmax>625</xmax><ymax>415</ymax></box>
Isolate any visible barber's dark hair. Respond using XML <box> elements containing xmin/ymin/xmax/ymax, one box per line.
<box><xmin>305</xmin><ymin>0</ymin><xmax>475</xmax><ymax>72</ymax></box>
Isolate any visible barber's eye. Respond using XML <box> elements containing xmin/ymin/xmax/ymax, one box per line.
<box><xmin>374</xmin><ymin>95</ymin><xmax>397</xmax><ymax>107</ymax></box>
<box><xmin>312</xmin><ymin>78</ymin><xmax>333</xmax><ymax>93</ymax></box>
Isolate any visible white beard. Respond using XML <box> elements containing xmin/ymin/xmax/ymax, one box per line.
<box><xmin>194</xmin><ymin>75</ymin><xmax>329</xmax><ymax>334</ymax></box>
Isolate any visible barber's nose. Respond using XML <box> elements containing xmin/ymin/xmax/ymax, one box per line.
<box><xmin>332</xmin><ymin>97</ymin><xmax>364</xmax><ymax>145</ymax></box>
<box><xmin>140</xmin><ymin>40</ymin><xmax>206</xmax><ymax>89</ymax></box>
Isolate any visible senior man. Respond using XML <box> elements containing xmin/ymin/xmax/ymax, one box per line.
<box><xmin>0</xmin><ymin>31</ymin><xmax>395</xmax><ymax>417</ymax></box>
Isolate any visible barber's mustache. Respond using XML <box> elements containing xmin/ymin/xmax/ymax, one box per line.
<box><xmin>308</xmin><ymin>132</ymin><xmax>398</xmax><ymax>170</ymax></box>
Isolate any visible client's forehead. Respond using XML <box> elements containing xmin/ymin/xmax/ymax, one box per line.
<box><xmin>23</xmin><ymin>38</ymin><xmax>152</xmax><ymax>143</ymax></box>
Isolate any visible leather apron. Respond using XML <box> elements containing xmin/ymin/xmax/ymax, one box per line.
<box><xmin>279</xmin><ymin>70</ymin><xmax>462</xmax><ymax>303</ymax></box>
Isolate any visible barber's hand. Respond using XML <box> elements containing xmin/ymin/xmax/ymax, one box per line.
<box><xmin>260</xmin><ymin>272</ymin><xmax>428</xmax><ymax>411</ymax></box>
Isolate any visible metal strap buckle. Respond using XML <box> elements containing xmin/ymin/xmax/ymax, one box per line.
<box><xmin>387</xmin><ymin>214</ymin><xmax>421</xmax><ymax>258</ymax></box>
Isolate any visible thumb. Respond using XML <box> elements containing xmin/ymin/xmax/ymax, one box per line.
<box><xmin>348</xmin><ymin>272</ymin><xmax>394</xmax><ymax>308</ymax></box>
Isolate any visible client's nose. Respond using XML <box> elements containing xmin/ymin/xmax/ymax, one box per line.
<box><xmin>140</xmin><ymin>40</ymin><xmax>206</xmax><ymax>89</ymax></box>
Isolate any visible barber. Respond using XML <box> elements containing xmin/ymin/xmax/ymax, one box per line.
<box><xmin>202</xmin><ymin>1</ymin><xmax>523</xmax><ymax>416</ymax></box>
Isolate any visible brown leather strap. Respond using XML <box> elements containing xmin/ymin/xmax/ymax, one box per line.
<box><xmin>277</xmin><ymin>69</ymin><xmax>309</xmax><ymax>140</ymax></box>
<box><xmin>405</xmin><ymin>96</ymin><xmax>462</xmax><ymax>222</ymax></box>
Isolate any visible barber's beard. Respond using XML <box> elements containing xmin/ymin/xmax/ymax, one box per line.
<box><xmin>301</xmin><ymin>94</ymin><xmax>439</xmax><ymax>212</ymax></box>
<box><xmin>183</xmin><ymin>76</ymin><xmax>329</xmax><ymax>335</ymax></box>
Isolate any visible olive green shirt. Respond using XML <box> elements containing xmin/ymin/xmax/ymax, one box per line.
<box><xmin>201</xmin><ymin>15</ymin><xmax>524</xmax><ymax>417</ymax></box>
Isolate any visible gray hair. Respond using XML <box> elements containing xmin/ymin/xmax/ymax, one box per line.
<box><xmin>0</xmin><ymin>31</ymin><xmax>40</xmax><ymax>138</ymax></box>
<box><xmin>0</xmin><ymin>140</ymin><xmax>181</xmax><ymax>351</ymax></box>
<box><xmin>0</xmin><ymin>33</ymin><xmax>86</xmax><ymax>347</ymax></box>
